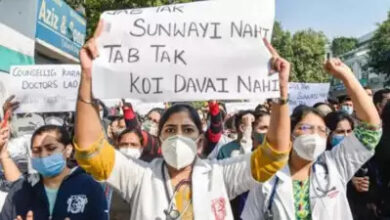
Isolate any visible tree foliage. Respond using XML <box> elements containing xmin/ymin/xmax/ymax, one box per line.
<box><xmin>369</xmin><ymin>11</ymin><xmax>390</xmax><ymax>82</ymax></box>
<box><xmin>272</xmin><ymin>23</ymin><xmax>329</xmax><ymax>83</ymax></box>
<box><xmin>64</xmin><ymin>0</ymin><xmax>192</xmax><ymax>38</ymax></box>
<box><xmin>331</xmin><ymin>37</ymin><xmax>358</xmax><ymax>57</ymax></box>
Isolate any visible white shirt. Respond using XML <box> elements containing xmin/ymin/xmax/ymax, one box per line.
<box><xmin>106</xmin><ymin>151</ymin><xmax>257</xmax><ymax>220</ymax></box>
<box><xmin>242</xmin><ymin>134</ymin><xmax>374</xmax><ymax>220</ymax></box>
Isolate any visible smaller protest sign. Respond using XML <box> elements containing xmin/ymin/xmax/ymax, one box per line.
<box><xmin>288</xmin><ymin>83</ymin><xmax>330</xmax><ymax>112</ymax></box>
<box><xmin>9</xmin><ymin>65</ymin><xmax>81</xmax><ymax>113</ymax></box>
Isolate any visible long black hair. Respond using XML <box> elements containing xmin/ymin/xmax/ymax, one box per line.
<box><xmin>158</xmin><ymin>104</ymin><xmax>202</xmax><ymax>137</ymax></box>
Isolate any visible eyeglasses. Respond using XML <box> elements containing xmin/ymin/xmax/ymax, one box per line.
<box><xmin>295</xmin><ymin>124</ymin><xmax>329</xmax><ymax>137</ymax></box>
<box><xmin>334</xmin><ymin>129</ymin><xmax>352</xmax><ymax>135</ymax></box>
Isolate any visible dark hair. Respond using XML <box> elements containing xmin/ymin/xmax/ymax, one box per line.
<box><xmin>253</xmin><ymin>111</ymin><xmax>270</xmax><ymax>127</ymax></box>
<box><xmin>158</xmin><ymin>104</ymin><xmax>202</xmax><ymax>136</ymax></box>
<box><xmin>313</xmin><ymin>102</ymin><xmax>334</xmax><ymax>110</ymax></box>
<box><xmin>291</xmin><ymin>106</ymin><xmax>325</xmax><ymax>132</ymax></box>
<box><xmin>382</xmin><ymin>102</ymin><xmax>390</xmax><ymax>131</ymax></box>
<box><xmin>339</xmin><ymin>96</ymin><xmax>351</xmax><ymax>104</ymax></box>
<box><xmin>147</xmin><ymin>108</ymin><xmax>165</xmax><ymax>118</ymax></box>
<box><xmin>235</xmin><ymin>110</ymin><xmax>254</xmax><ymax>131</ymax></box>
<box><xmin>373</xmin><ymin>88</ymin><xmax>390</xmax><ymax>105</ymax></box>
<box><xmin>324</xmin><ymin>111</ymin><xmax>355</xmax><ymax>132</ymax></box>
<box><xmin>118</xmin><ymin>128</ymin><xmax>144</xmax><ymax>146</ymax></box>
<box><xmin>224</xmin><ymin>115</ymin><xmax>236</xmax><ymax>131</ymax></box>
<box><xmin>254</xmin><ymin>110</ymin><xmax>270</xmax><ymax>120</ymax></box>
<box><xmin>327</xmin><ymin>97</ymin><xmax>339</xmax><ymax>105</ymax></box>
<box><xmin>255</xmin><ymin>104</ymin><xmax>269</xmax><ymax>113</ymax></box>
<box><xmin>31</xmin><ymin>125</ymin><xmax>72</xmax><ymax>148</ymax></box>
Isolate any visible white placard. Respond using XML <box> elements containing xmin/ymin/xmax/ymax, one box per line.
<box><xmin>9</xmin><ymin>65</ymin><xmax>81</xmax><ymax>113</ymax></box>
<box><xmin>92</xmin><ymin>0</ymin><xmax>277</xmax><ymax>102</ymax></box>
<box><xmin>289</xmin><ymin>83</ymin><xmax>330</xmax><ymax>112</ymax></box>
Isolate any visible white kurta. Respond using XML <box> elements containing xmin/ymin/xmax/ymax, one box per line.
<box><xmin>107</xmin><ymin>151</ymin><xmax>258</xmax><ymax>220</ymax></box>
<box><xmin>242</xmin><ymin>134</ymin><xmax>374</xmax><ymax>220</ymax></box>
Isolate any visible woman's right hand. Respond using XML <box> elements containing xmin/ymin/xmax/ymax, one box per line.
<box><xmin>80</xmin><ymin>20</ymin><xmax>104</xmax><ymax>78</ymax></box>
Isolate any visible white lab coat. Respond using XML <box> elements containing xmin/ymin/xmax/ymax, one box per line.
<box><xmin>242</xmin><ymin>133</ymin><xmax>374</xmax><ymax>220</ymax></box>
<box><xmin>107</xmin><ymin>150</ymin><xmax>258</xmax><ymax>220</ymax></box>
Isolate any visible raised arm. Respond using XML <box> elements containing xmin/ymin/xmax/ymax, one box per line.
<box><xmin>75</xmin><ymin>21</ymin><xmax>104</xmax><ymax>149</ymax></box>
<box><xmin>250</xmin><ymin>39</ymin><xmax>291</xmax><ymax>182</ymax></box>
<box><xmin>325</xmin><ymin>58</ymin><xmax>381</xmax><ymax>126</ymax></box>
<box><xmin>204</xmin><ymin>100</ymin><xmax>223</xmax><ymax>156</ymax></box>
<box><xmin>263</xmin><ymin>38</ymin><xmax>290</xmax><ymax>152</ymax></box>
<box><xmin>0</xmin><ymin>125</ymin><xmax>21</xmax><ymax>182</ymax></box>
<box><xmin>324</xmin><ymin>59</ymin><xmax>382</xmax><ymax>181</ymax></box>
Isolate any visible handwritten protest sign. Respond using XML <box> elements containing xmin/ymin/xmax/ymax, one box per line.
<box><xmin>92</xmin><ymin>0</ymin><xmax>277</xmax><ymax>102</ymax></box>
<box><xmin>9</xmin><ymin>65</ymin><xmax>81</xmax><ymax>113</ymax></box>
<box><xmin>288</xmin><ymin>83</ymin><xmax>330</xmax><ymax>112</ymax></box>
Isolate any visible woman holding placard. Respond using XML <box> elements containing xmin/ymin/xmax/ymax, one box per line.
<box><xmin>73</xmin><ymin>20</ymin><xmax>291</xmax><ymax>220</ymax></box>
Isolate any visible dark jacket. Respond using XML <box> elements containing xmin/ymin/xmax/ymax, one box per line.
<box><xmin>0</xmin><ymin>167</ymin><xmax>108</xmax><ymax>220</ymax></box>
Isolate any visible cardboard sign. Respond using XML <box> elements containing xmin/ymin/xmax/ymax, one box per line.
<box><xmin>92</xmin><ymin>0</ymin><xmax>277</xmax><ymax>102</ymax></box>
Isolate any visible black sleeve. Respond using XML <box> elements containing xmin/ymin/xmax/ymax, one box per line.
<box><xmin>87</xmin><ymin>180</ymin><xmax>109</xmax><ymax>220</ymax></box>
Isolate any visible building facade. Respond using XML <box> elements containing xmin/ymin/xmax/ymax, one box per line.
<box><xmin>329</xmin><ymin>32</ymin><xmax>387</xmax><ymax>98</ymax></box>
<box><xmin>0</xmin><ymin>0</ymin><xmax>86</xmax><ymax>73</ymax></box>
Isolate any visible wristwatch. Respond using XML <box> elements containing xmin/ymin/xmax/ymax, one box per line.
<box><xmin>272</xmin><ymin>97</ymin><xmax>289</xmax><ymax>105</ymax></box>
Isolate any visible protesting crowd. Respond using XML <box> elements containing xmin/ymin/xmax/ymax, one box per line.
<box><xmin>1</xmin><ymin>1</ymin><xmax>390</xmax><ymax>220</ymax></box>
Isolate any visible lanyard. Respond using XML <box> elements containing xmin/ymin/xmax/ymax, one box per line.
<box><xmin>264</xmin><ymin>177</ymin><xmax>279</xmax><ymax>220</ymax></box>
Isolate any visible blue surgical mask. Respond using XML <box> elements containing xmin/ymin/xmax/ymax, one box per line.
<box><xmin>32</xmin><ymin>152</ymin><xmax>66</xmax><ymax>177</ymax></box>
<box><xmin>341</xmin><ymin>106</ymin><xmax>353</xmax><ymax>115</ymax></box>
<box><xmin>331</xmin><ymin>134</ymin><xmax>345</xmax><ymax>148</ymax></box>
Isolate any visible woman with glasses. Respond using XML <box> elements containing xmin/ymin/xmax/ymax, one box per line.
<box><xmin>242</xmin><ymin>58</ymin><xmax>382</xmax><ymax>220</ymax></box>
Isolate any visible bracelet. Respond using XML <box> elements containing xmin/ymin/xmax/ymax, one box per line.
<box><xmin>78</xmin><ymin>96</ymin><xmax>97</xmax><ymax>105</ymax></box>
<box><xmin>272</xmin><ymin>97</ymin><xmax>289</xmax><ymax>105</ymax></box>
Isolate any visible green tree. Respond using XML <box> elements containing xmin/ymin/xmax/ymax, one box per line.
<box><xmin>272</xmin><ymin>23</ymin><xmax>329</xmax><ymax>83</ymax></box>
<box><xmin>331</xmin><ymin>37</ymin><xmax>358</xmax><ymax>57</ymax></box>
<box><xmin>369</xmin><ymin>11</ymin><xmax>390</xmax><ymax>82</ymax></box>
<box><xmin>290</xmin><ymin>30</ymin><xmax>329</xmax><ymax>83</ymax></box>
<box><xmin>271</xmin><ymin>21</ymin><xmax>293</xmax><ymax>61</ymax></box>
<box><xmin>64</xmin><ymin>0</ymin><xmax>192</xmax><ymax>38</ymax></box>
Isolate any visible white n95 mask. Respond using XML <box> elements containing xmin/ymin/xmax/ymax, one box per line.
<box><xmin>293</xmin><ymin>134</ymin><xmax>326</xmax><ymax>161</ymax></box>
<box><xmin>161</xmin><ymin>135</ymin><xmax>198</xmax><ymax>170</ymax></box>
<box><xmin>119</xmin><ymin>148</ymin><xmax>143</xmax><ymax>159</ymax></box>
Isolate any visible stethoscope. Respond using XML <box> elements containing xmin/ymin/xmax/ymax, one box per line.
<box><xmin>264</xmin><ymin>161</ymin><xmax>336</xmax><ymax>220</ymax></box>
<box><xmin>161</xmin><ymin>162</ymin><xmax>193</xmax><ymax>220</ymax></box>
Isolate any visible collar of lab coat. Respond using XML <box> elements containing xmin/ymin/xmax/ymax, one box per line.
<box><xmin>268</xmin><ymin>165</ymin><xmax>295</xmax><ymax>219</ymax></box>
<box><xmin>191</xmin><ymin>157</ymin><xmax>213</xmax><ymax>220</ymax></box>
